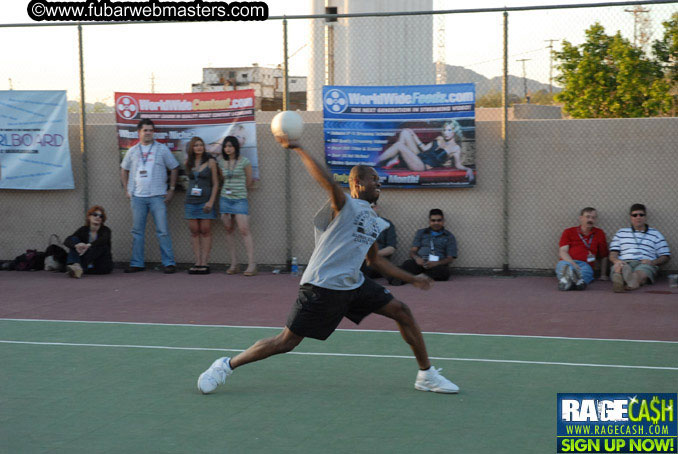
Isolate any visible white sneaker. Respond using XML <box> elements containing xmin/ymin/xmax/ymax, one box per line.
<box><xmin>197</xmin><ymin>357</ymin><xmax>233</xmax><ymax>394</ymax></box>
<box><xmin>574</xmin><ymin>279</ymin><xmax>587</xmax><ymax>291</ymax></box>
<box><xmin>67</xmin><ymin>263</ymin><xmax>83</xmax><ymax>279</ymax></box>
<box><xmin>558</xmin><ymin>276</ymin><xmax>572</xmax><ymax>291</ymax></box>
<box><xmin>415</xmin><ymin>367</ymin><xmax>459</xmax><ymax>394</ymax></box>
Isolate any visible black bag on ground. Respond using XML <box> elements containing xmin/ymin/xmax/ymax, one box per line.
<box><xmin>12</xmin><ymin>249</ymin><xmax>46</xmax><ymax>271</ymax></box>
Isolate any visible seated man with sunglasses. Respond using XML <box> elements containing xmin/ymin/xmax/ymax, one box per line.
<box><xmin>609</xmin><ymin>203</ymin><xmax>671</xmax><ymax>292</ymax></box>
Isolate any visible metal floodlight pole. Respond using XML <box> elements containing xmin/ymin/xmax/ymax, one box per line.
<box><xmin>283</xmin><ymin>18</ymin><xmax>289</xmax><ymax>111</ymax></box>
<box><xmin>325</xmin><ymin>7</ymin><xmax>336</xmax><ymax>86</ymax></box>
<box><xmin>78</xmin><ymin>23</ymin><xmax>89</xmax><ymax>215</ymax></box>
<box><xmin>501</xmin><ymin>10</ymin><xmax>510</xmax><ymax>276</ymax></box>
<box><xmin>283</xmin><ymin>18</ymin><xmax>292</xmax><ymax>268</ymax></box>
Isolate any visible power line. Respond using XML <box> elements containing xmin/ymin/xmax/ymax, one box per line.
<box><xmin>466</xmin><ymin>46</ymin><xmax>551</xmax><ymax>69</ymax></box>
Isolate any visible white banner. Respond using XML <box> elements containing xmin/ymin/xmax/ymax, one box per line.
<box><xmin>0</xmin><ymin>90</ymin><xmax>74</xmax><ymax>190</ymax></box>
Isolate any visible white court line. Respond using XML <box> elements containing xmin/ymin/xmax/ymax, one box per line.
<box><xmin>2</xmin><ymin>318</ymin><xmax>678</xmax><ymax>344</ymax></box>
<box><xmin>1</xmin><ymin>339</ymin><xmax>677</xmax><ymax>371</ymax></box>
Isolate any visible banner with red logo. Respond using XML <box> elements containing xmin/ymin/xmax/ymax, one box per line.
<box><xmin>114</xmin><ymin>90</ymin><xmax>259</xmax><ymax>186</ymax></box>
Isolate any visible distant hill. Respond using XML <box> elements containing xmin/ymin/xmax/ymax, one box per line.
<box><xmin>441</xmin><ymin>64</ymin><xmax>560</xmax><ymax>97</ymax></box>
<box><xmin>65</xmin><ymin>67</ymin><xmax>559</xmax><ymax>113</ymax></box>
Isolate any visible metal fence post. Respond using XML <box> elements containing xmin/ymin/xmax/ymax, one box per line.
<box><xmin>501</xmin><ymin>10</ymin><xmax>510</xmax><ymax>275</ymax></box>
<box><xmin>283</xmin><ymin>17</ymin><xmax>292</xmax><ymax>270</ymax></box>
<box><xmin>78</xmin><ymin>23</ymin><xmax>89</xmax><ymax>215</ymax></box>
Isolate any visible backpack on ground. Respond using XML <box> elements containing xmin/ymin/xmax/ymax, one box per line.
<box><xmin>12</xmin><ymin>249</ymin><xmax>46</xmax><ymax>271</ymax></box>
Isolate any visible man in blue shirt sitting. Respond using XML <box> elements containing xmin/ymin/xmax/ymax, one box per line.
<box><xmin>392</xmin><ymin>208</ymin><xmax>457</xmax><ymax>285</ymax></box>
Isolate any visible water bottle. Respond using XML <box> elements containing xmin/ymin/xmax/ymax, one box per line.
<box><xmin>291</xmin><ymin>257</ymin><xmax>299</xmax><ymax>276</ymax></box>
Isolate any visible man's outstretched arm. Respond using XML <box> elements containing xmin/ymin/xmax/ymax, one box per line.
<box><xmin>279</xmin><ymin>137</ymin><xmax>346</xmax><ymax>213</ymax></box>
<box><xmin>366</xmin><ymin>244</ymin><xmax>432</xmax><ymax>290</ymax></box>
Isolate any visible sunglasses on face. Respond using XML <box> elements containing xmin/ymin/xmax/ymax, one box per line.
<box><xmin>630</xmin><ymin>213</ymin><xmax>646</xmax><ymax>218</ymax></box>
<box><xmin>90</xmin><ymin>213</ymin><xmax>103</xmax><ymax>218</ymax></box>
<box><xmin>430</xmin><ymin>218</ymin><xmax>444</xmax><ymax>222</ymax></box>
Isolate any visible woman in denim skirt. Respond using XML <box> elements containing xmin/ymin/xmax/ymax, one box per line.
<box><xmin>184</xmin><ymin>137</ymin><xmax>219</xmax><ymax>274</ymax></box>
<box><xmin>218</xmin><ymin>136</ymin><xmax>257</xmax><ymax>276</ymax></box>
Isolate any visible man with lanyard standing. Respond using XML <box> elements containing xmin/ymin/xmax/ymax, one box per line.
<box><xmin>556</xmin><ymin>207</ymin><xmax>609</xmax><ymax>291</ymax></box>
<box><xmin>391</xmin><ymin>209</ymin><xmax>457</xmax><ymax>285</ymax></box>
<box><xmin>120</xmin><ymin>119</ymin><xmax>180</xmax><ymax>274</ymax></box>
<box><xmin>609</xmin><ymin>204</ymin><xmax>671</xmax><ymax>292</ymax></box>
<box><xmin>196</xmin><ymin>136</ymin><xmax>459</xmax><ymax>395</ymax></box>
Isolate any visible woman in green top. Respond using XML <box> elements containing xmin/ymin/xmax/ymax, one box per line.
<box><xmin>218</xmin><ymin>136</ymin><xmax>256</xmax><ymax>276</ymax></box>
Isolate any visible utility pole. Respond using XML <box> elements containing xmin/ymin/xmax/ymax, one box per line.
<box><xmin>544</xmin><ymin>39</ymin><xmax>559</xmax><ymax>96</ymax></box>
<box><xmin>517</xmin><ymin>58</ymin><xmax>531</xmax><ymax>103</ymax></box>
<box><xmin>625</xmin><ymin>6</ymin><xmax>650</xmax><ymax>47</ymax></box>
<box><xmin>8</xmin><ymin>78</ymin><xmax>13</xmax><ymax>90</ymax></box>
<box><xmin>150</xmin><ymin>73</ymin><xmax>156</xmax><ymax>93</ymax></box>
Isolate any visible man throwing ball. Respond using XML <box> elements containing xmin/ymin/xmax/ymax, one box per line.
<box><xmin>197</xmin><ymin>136</ymin><xmax>459</xmax><ymax>394</ymax></box>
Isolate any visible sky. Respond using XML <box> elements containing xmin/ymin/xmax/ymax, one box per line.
<box><xmin>1</xmin><ymin>0</ymin><xmax>676</xmax><ymax>103</ymax></box>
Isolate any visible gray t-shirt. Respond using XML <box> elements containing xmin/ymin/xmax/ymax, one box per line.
<box><xmin>301</xmin><ymin>195</ymin><xmax>390</xmax><ymax>290</ymax></box>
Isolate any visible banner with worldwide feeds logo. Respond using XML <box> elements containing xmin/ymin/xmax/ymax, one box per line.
<box><xmin>557</xmin><ymin>393</ymin><xmax>677</xmax><ymax>453</ymax></box>
<box><xmin>322</xmin><ymin>84</ymin><xmax>476</xmax><ymax>188</ymax></box>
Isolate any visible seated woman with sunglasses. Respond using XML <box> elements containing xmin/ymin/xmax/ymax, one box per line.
<box><xmin>63</xmin><ymin>205</ymin><xmax>114</xmax><ymax>278</ymax></box>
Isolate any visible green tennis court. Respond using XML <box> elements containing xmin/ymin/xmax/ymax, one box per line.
<box><xmin>1</xmin><ymin>319</ymin><xmax>676</xmax><ymax>454</ymax></box>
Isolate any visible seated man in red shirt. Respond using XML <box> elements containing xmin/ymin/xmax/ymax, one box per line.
<box><xmin>556</xmin><ymin>207</ymin><xmax>609</xmax><ymax>291</ymax></box>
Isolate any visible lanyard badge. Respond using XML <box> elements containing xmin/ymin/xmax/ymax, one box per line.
<box><xmin>578</xmin><ymin>231</ymin><xmax>596</xmax><ymax>262</ymax></box>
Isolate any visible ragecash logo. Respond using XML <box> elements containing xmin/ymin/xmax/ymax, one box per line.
<box><xmin>324</xmin><ymin>89</ymin><xmax>348</xmax><ymax>114</ymax></box>
<box><xmin>557</xmin><ymin>393</ymin><xmax>677</xmax><ymax>453</ymax></box>
<box><xmin>116</xmin><ymin>95</ymin><xmax>140</xmax><ymax>120</ymax></box>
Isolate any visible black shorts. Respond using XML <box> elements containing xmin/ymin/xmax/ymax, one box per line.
<box><xmin>286</xmin><ymin>278</ymin><xmax>395</xmax><ymax>341</ymax></box>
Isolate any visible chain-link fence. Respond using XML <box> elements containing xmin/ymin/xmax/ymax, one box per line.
<box><xmin>1</xmin><ymin>1</ymin><xmax>677</xmax><ymax>275</ymax></box>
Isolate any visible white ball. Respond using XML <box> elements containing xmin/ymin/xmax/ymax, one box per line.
<box><xmin>271</xmin><ymin>111</ymin><xmax>304</xmax><ymax>141</ymax></box>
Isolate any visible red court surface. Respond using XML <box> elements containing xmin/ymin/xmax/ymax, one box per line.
<box><xmin>1</xmin><ymin>270</ymin><xmax>676</xmax><ymax>341</ymax></box>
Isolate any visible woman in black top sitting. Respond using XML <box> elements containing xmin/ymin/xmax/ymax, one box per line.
<box><xmin>64</xmin><ymin>205</ymin><xmax>113</xmax><ymax>278</ymax></box>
